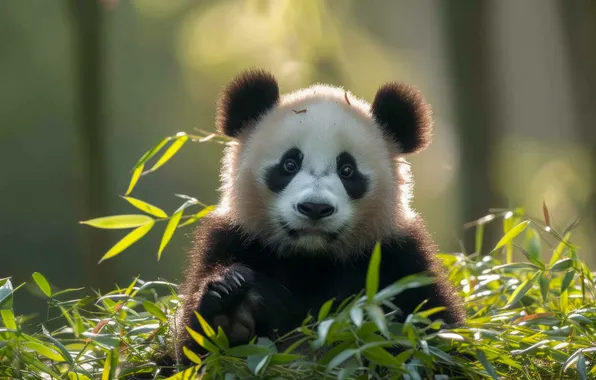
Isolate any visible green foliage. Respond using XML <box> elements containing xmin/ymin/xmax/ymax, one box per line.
<box><xmin>3</xmin><ymin>206</ymin><xmax>596</xmax><ymax>379</ymax></box>
<box><xmin>4</xmin><ymin>133</ymin><xmax>595</xmax><ymax>378</ymax></box>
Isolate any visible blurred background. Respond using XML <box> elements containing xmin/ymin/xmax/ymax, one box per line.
<box><xmin>1</xmin><ymin>0</ymin><xmax>595</xmax><ymax>318</ymax></box>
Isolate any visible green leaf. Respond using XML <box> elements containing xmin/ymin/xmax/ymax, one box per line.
<box><xmin>550</xmin><ymin>258</ymin><xmax>573</xmax><ymax>272</ymax></box>
<box><xmin>193</xmin><ymin>311</ymin><xmax>216</xmax><ymax>342</ymax></box>
<box><xmin>504</xmin><ymin>271</ymin><xmax>540</xmax><ymax>309</ymax></box>
<box><xmin>269</xmin><ymin>353</ymin><xmax>303</xmax><ymax>365</ymax></box>
<box><xmin>476</xmin><ymin>349</ymin><xmax>498</xmax><ymax>380</ymax></box>
<box><xmin>365</xmin><ymin>304</ymin><xmax>390</xmax><ymax>338</ymax></box>
<box><xmin>185</xmin><ymin>326</ymin><xmax>219</xmax><ymax>354</ymax></box>
<box><xmin>366</xmin><ymin>242</ymin><xmax>382</xmax><ymax>302</ymax></box>
<box><xmin>226</xmin><ymin>344</ymin><xmax>271</xmax><ymax>357</ymax></box>
<box><xmin>179</xmin><ymin>205</ymin><xmax>216</xmax><ymax>228</ymax></box>
<box><xmin>475</xmin><ymin>223</ymin><xmax>484</xmax><ymax>254</ymax></box>
<box><xmin>80</xmin><ymin>214</ymin><xmax>154</xmax><ymax>229</ymax></box>
<box><xmin>492</xmin><ymin>220</ymin><xmax>530</xmax><ymax>253</ymax></box>
<box><xmin>122</xmin><ymin>196</ymin><xmax>168</xmax><ymax>218</ymax></box>
<box><xmin>125</xmin><ymin>163</ymin><xmax>144</xmax><ymax>196</ymax></box>
<box><xmin>32</xmin><ymin>272</ymin><xmax>51</xmax><ymax>298</ymax></box>
<box><xmin>98</xmin><ymin>221</ymin><xmax>155</xmax><ymax>262</ymax></box>
<box><xmin>1</xmin><ymin>309</ymin><xmax>16</xmax><ymax>330</ymax></box>
<box><xmin>361</xmin><ymin>345</ymin><xmax>401</xmax><ymax>368</ymax></box>
<box><xmin>549</xmin><ymin>231</ymin><xmax>572</xmax><ymax>266</ymax></box>
<box><xmin>318</xmin><ymin>298</ymin><xmax>334</xmax><ymax>321</ymax></box>
<box><xmin>561</xmin><ymin>270</ymin><xmax>575</xmax><ymax>293</ymax></box>
<box><xmin>327</xmin><ymin>349</ymin><xmax>357</xmax><ymax>370</ymax></box>
<box><xmin>578</xmin><ymin>352</ymin><xmax>587</xmax><ymax>380</ymax></box>
<box><xmin>22</xmin><ymin>341</ymin><xmax>64</xmax><ymax>362</ymax></box>
<box><xmin>146</xmin><ymin>134</ymin><xmax>188</xmax><ymax>173</ymax></box>
<box><xmin>350</xmin><ymin>307</ymin><xmax>363</xmax><ymax>328</ymax></box>
<box><xmin>0</xmin><ymin>279</ymin><xmax>13</xmax><ymax>309</ymax></box>
<box><xmin>183</xmin><ymin>346</ymin><xmax>203</xmax><ymax>365</ymax></box>
<box><xmin>539</xmin><ymin>272</ymin><xmax>550</xmax><ymax>302</ymax></box>
<box><xmin>158</xmin><ymin>210</ymin><xmax>183</xmax><ymax>261</ymax></box>
<box><xmin>142</xmin><ymin>300</ymin><xmax>167</xmax><ymax>322</ymax></box>
<box><xmin>133</xmin><ymin>137</ymin><xmax>170</xmax><ymax>170</ymax></box>
<box><xmin>560</xmin><ymin>289</ymin><xmax>569</xmax><ymax>313</ymax></box>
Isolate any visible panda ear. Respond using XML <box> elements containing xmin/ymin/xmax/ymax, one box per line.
<box><xmin>371</xmin><ymin>82</ymin><xmax>433</xmax><ymax>154</ymax></box>
<box><xmin>216</xmin><ymin>69</ymin><xmax>280</xmax><ymax>138</ymax></box>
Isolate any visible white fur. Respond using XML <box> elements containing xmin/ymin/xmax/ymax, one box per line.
<box><xmin>217</xmin><ymin>85</ymin><xmax>417</xmax><ymax>259</ymax></box>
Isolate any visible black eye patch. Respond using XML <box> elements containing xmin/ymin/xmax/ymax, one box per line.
<box><xmin>337</xmin><ymin>152</ymin><xmax>369</xmax><ymax>199</ymax></box>
<box><xmin>265</xmin><ymin>148</ymin><xmax>303</xmax><ymax>193</ymax></box>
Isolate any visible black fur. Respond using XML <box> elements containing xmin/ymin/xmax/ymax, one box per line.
<box><xmin>174</xmin><ymin>214</ymin><xmax>465</xmax><ymax>365</ymax></box>
<box><xmin>336</xmin><ymin>152</ymin><xmax>369</xmax><ymax>199</ymax></box>
<box><xmin>371</xmin><ymin>83</ymin><xmax>433</xmax><ymax>154</ymax></box>
<box><xmin>265</xmin><ymin>147</ymin><xmax>303</xmax><ymax>193</ymax></box>
<box><xmin>216</xmin><ymin>69</ymin><xmax>280</xmax><ymax>138</ymax></box>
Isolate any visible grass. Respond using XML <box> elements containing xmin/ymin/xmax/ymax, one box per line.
<box><xmin>2</xmin><ymin>133</ymin><xmax>594</xmax><ymax>379</ymax></box>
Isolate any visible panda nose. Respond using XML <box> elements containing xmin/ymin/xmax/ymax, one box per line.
<box><xmin>297</xmin><ymin>202</ymin><xmax>335</xmax><ymax>220</ymax></box>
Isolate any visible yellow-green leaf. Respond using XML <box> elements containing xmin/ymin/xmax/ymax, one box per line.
<box><xmin>549</xmin><ymin>231</ymin><xmax>572</xmax><ymax>267</ymax></box>
<box><xmin>504</xmin><ymin>271</ymin><xmax>540</xmax><ymax>309</ymax></box>
<box><xmin>101</xmin><ymin>349</ymin><xmax>112</xmax><ymax>380</ymax></box>
<box><xmin>179</xmin><ymin>205</ymin><xmax>216</xmax><ymax>228</ymax></box>
<box><xmin>491</xmin><ymin>220</ymin><xmax>530</xmax><ymax>253</ymax></box>
<box><xmin>23</xmin><ymin>341</ymin><xmax>64</xmax><ymax>362</ymax></box>
<box><xmin>125</xmin><ymin>163</ymin><xmax>144</xmax><ymax>196</ymax></box>
<box><xmin>80</xmin><ymin>214</ymin><xmax>154</xmax><ymax>229</ymax></box>
<box><xmin>122</xmin><ymin>196</ymin><xmax>168</xmax><ymax>218</ymax></box>
<box><xmin>98</xmin><ymin>221</ymin><xmax>155</xmax><ymax>263</ymax></box>
<box><xmin>185</xmin><ymin>326</ymin><xmax>219</xmax><ymax>354</ymax></box>
<box><xmin>182</xmin><ymin>346</ymin><xmax>203</xmax><ymax>366</ymax></box>
<box><xmin>133</xmin><ymin>137</ymin><xmax>170</xmax><ymax>170</ymax></box>
<box><xmin>318</xmin><ymin>298</ymin><xmax>335</xmax><ymax>321</ymax></box>
<box><xmin>193</xmin><ymin>311</ymin><xmax>216</xmax><ymax>340</ymax></box>
<box><xmin>158</xmin><ymin>210</ymin><xmax>183</xmax><ymax>261</ymax></box>
<box><xmin>1</xmin><ymin>309</ymin><xmax>16</xmax><ymax>330</ymax></box>
<box><xmin>32</xmin><ymin>272</ymin><xmax>51</xmax><ymax>298</ymax></box>
<box><xmin>366</xmin><ymin>242</ymin><xmax>382</xmax><ymax>302</ymax></box>
<box><xmin>147</xmin><ymin>134</ymin><xmax>188</xmax><ymax>173</ymax></box>
<box><xmin>560</xmin><ymin>289</ymin><xmax>569</xmax><ymax>313</ymax></box>
<box><xmin>142</xmin><ymin>300</ymin><xmax>167</xmax><ymax>322</ymax></box>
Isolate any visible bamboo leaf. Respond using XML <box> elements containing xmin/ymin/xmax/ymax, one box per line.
<box><xmin>179</xmin><ymin>205</ymin><xmax>216</xmax><ymax>228</ymax></box>
<box><xmin>542</xmin><ymin>200</ymin><xmax>551</xmax><ymax>227</ymax></box>
<box><xmin>539</xmin><ymin>272</ymin><xmax>550</xmax><ymax>302</ymax></box>
<box><xmin>561</xmin><ymin>270</ymin><xmax>575</xmax><ymax>293</ymax></box>
<box><xmin>476</xmin><ymin>349</ymin><xmax>499</xmax><ymax>380</ymax></box>
<box><xmin>182</xmin><ymin>346</ymin><xmax>203</xmax><ymax>366</ymax></box>
<box><xmin>32</xmin><ymin>272</ymin><xmax>51</xmax><ymax>298</ymax></box>
<box><xmin>98</xmin><ymin>221</ymin><xmax>155</xmax><ymax>263</ymax></box>
<box><xmin>125</xmin><ymin>164</ymin><xmax>144</xmax><ymax>196</ymax></box>
<box><xmin>158</xmin><ymin>210</ymin><xmax>183</xmax><ymax>261</ymax></box>
<box><xmin>122</xmin><ymin>196</ymin><xmax>168</xmax><ymax>218</ymax></box>
<box><xmin>366</xmin><ymin>242</ymin><xmax>382</xmax><ymax>302</ymax></box>
<box><xmin>142</xmin><ymin>300</ymin><xmax>167</xmax><ymax>323</ymax></box>
<box><xmin>551</xmin><ymin>258</ymin><xmax>573</xmax><ymax>272</ymax></box>
<box><xmin>22</xmin><ymin>341</ymin><xmax>64</xmax><ymax>362</ymax></box>
<box><xmin>80</xmin><ymin>214</ymin><xmax>154</xmax><ymax>229</ymax></box>
<box><xmin>185</xmin><ymin>326</ymin><xmax>219</xmax><ymax>354</ymax></box>
<box><xmin>133</xmin><ymin>137</ymin><xmax>170</xmax><ymax>170</ymax></box>
<box><xmin>549</xmin><ymin>232</ymin><xmax>572</xmax><ymax>266</ymax></box>
<box><xmin>504</xmin><ymin>271</ymin><xmax>540</xmax><ymax>309</ymax></box>
<box><xmin>492</xmin><ymin>220</ymin><xmax>530</xmax><ymax>253</ymax></box>
<box><xmin>146</xmin><ymin>134</ymin><xmax>188</xmax><ymax>173</ymax></box>
<box><xmin>318</xmin><ymin>298</ymin><xmax>335</xmax><ymax>321</ymax></box>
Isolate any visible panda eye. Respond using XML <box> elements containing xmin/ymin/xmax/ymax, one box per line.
<box><xmin>282</xmin><ymin>159</ymin><xmax>299</xmax><ymax>174</ymax></box>
<box><xmin>339</xmin><ymin>164</ymin><xmax>354</xmax><ymax>179</ymax></box>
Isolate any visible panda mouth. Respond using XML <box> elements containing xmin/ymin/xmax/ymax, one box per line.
<box><xmin>280</xmin><ymin>223</ymin><xmax>341</xmax><ymax>240</ymax></box>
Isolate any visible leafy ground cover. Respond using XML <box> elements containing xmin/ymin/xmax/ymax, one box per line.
<box><xmin>1</xmin><ymin>133</ymin><xmax>594</xmax><ymax>379</ymax></box>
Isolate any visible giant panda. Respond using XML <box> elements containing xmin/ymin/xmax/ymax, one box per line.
<box><xmin>173</xmin><ymin>68</ymin><xmax>465</xmax><ymax>366</ymax></box>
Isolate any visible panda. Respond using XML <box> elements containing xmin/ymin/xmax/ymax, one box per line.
<box><xmin>173</xmin><ymin>68</ymin><xmax>465</xmax><ymax>366</ymax></box>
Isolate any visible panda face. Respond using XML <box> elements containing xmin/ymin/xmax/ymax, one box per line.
<box><xmin>230</xmin><ymin>89</ymin><xmax>401</xmax><ymax>255</ymax></box>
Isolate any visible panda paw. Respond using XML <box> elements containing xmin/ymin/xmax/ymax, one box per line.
<box><xmin>196</xmin><ymin>265</ymin><xmax>261</xmax><ymax>345</ymax></box>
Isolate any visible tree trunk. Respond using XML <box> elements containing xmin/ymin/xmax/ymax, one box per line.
<box><xmin>440</xmin><ymin>2</ymin><xmax>503</xmax><ymax>253</ymax></box>
<box><xmin>70</xmin><ymin>0</ymin><xmax>108</xmax><ymax>287</ymax></box>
